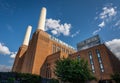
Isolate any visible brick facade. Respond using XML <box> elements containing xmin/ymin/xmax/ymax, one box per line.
<box><xmin>12</xmin><ymin>30</ymin><xmax>120</xmax><ymax>82</ymax></box>
<box><xmin>12</xmin><ymin>30</ymin><xmax>75</xmax><ymax>76</ymax></box>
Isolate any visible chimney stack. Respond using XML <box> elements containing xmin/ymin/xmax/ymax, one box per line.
<box><xmin>23</xmin><ymin>25</ymin><xmax>32</xmax><ymax>46</ymax></box>
<box><xmin>37</xmin><ymin>7</ymin><xmax>46</xmax><ymax>31</ymax></box>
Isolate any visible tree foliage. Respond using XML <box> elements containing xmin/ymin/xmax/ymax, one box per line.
<box><xmin>54</xmin><ymin>58</ymin><xmax>96</xmax><ymax>83</ymax></box>
<box><xmin>16</xmin><ymin>73</ymin><xmax>41</xmax><ymax>83</ymax></box>
<box><xmin>49</xmin><ymin>78</ymin><xmax>59</xmax><ymax>83</ymax></box>
<box><xmin>0</xmin><ymin>72</ymin><xmax>41</xmax><ymax>83</ymax></box>
<box><xmin>111</xmin><ymin>72</ymin><xmax>120</xmax><ymax>83</ymax></box>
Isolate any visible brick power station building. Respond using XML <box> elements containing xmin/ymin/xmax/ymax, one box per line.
<box><xmin>12</xmin><ymin>7</ymin><xmax>120</xmax><ymax>82</ymax></box>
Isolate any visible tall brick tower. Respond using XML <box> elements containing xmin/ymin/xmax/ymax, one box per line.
<box><xmin>12</xmin><ymin>7</ymin><xmax>49</xmax><ymax>74</ymax></box>
<box><xmin>12</xmin><ymin>25</ymin><xmax>32</xmax><ymax>72</ymax></box>
<box><xmin>21</xmin><ymin>7</ymin><xmax>49</xmax><ymax>74</ymax></box>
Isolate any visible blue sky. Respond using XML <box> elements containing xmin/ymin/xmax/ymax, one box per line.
<box><xmin>0</xmin><ymin>0</ymin><xmax>120</xmax><ymax>71</ymax></box>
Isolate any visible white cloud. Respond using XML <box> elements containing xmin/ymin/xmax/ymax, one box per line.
<box><xmin>100</xmin><ymin>6</ymin><xmax>117</xmax><ymax>19</ymax></box>
<box><xmin>0</xmin><ymin>42</ymin><xmax>17</xmax><ymax>58</ymax></box>
<box><xmin>115</xmin><ymin>20</ymin><xmax>120</xmax><ymax>27</ymax></box>
<box><xmin>94</xmin><ymin>3</ymin><xmax>119</xmax><ymax>34</ymax></box>
<box><xmin>92</xmin><ymin>28</ymin><xmax>101</xmax><ymax>35</ymax></box>
<box><xmin>10</xmin><ymin>52</ymin><xmax>17</xmax><ymax>58</ymax></box>
<box><xmin>98</xmin><ymin>5</ymin><xmax>117</xmax><ymax>28</ymax></box>
<box><xmin>105</xmin><ymin>39</ymin><xmax>120</xmax><ymax>60</ymax></box>
<box><xmin>0</xmin><ymin>43</ymin><xmax>11</xmax><ymax>55</ymax></box>
<box><xmin>94</xmin><ymin>17</ymin><xmax>98</xmax><ymax>20</ymax></box>
<box><xmin>98</xmin><ymin>21</ymin><xmax>105</xmax><ymax>28</ymax></box>
<box><xmin>0</xmin><ymin>65</ymin><xmax>11</xmax><ymax>72</ymax></box>
<box><xmin>51</xmin><ymin>30</ymin><xmax>58</xmax><ymax>35</ymax></box>
<box><xmin>45</xmin><ymin>18</ymin><xmax>71</xmax><ymax>36</ymax></box>
<box><xmin>71</xmin><ymin>30</ymin><xmax>80</xmax><ymax>38</ymax></box>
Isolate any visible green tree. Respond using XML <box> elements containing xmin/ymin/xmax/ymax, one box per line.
<box><xmin>111</xmin><ymin>72</ymin><xmax>120</xmax><ymax>83</ymax></box>
<box><xmin>0</xmin><ymin>72</ymin><xmax>41</xmax><ymax>83</ymax></box>
<box><xmin>16</xmin><ymin>73</ymin><xmax>41</xmax><ymax>83</ymax></box>
<box><xmin>49</xmin><ymin>78</ymin><xmax>59</xmax><ymax>83</ymax></box>
<box><xmin>8</xmin><ymin>77</ymin><xmax>15</xmax><ymax>83</ymax></box>
<box><xmin>54</xmin><ymin>58</ymin><xmax>96</xmax><ymax>83</ymax></box>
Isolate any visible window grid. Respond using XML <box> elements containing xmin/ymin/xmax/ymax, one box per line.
<box><xmin>88</xmin><ymin>51</ymin><xmax>95</xmax><ymax>73</ymax></box>
<box><xmin>96</xmin><ymin>49</ymin><xmax>104</xmax><ymax>72</ymax></box>
<box><xmin>46</xmin><ymin>63</ymin><xmax>51</xmax><ymax>78</ymax></box>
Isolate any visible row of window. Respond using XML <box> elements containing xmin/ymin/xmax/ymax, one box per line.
<box><xmin>46</xmin><ymin>63</ymin><xmax>51</xmax><ymax>78</ymax></box>
<box><xmin>77</xmin><ymin>49</ymin><xmax>104</xmax><ymax>73</ymax></box>
<box><xmin>46</xmin><ymin>49</ymin><xmax>104</xmax><ymax>78</ymax></box>
<box><xmin>52</xmin><ymin>44</ymin><xmax>72</xmax><ymax>54</ymax></box>
<box><xmin>88</xmin><ymin>51</ymin><xmax>95</xmax><ymax>73</ymax></box>
<box><xmin>46</xmin><ymin>68</ymin><xmax>51</xmax><ymax>78</ymax></box>
<box><xmin>89</xmin><ymin>49</ymin><xmax>104</xmax><ymax>73</ymax></box>
<box><xmin>96</xmin><ymin>49</ymin><xmax>104</xmax><ymax>72</ymax></box>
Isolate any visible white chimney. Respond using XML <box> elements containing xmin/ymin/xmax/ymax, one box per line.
<box><xmin>23</xmin><ymin>25</ymin><xmax>32</xmax><ymax>46</ymax></box>
<box><xmin>37</xmin><ymin>7</ymin><xmax>46</xmax><ymax>31</ymax></box>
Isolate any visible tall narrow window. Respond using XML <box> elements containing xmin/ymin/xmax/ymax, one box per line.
<box><xmin>57</xmin><ymin>46</ymin><xmax>60</xmax><ymax>52</ymax></box>
<box><xmin>62</xmin><ymin>48</ymin><xmax>64</xmax><ymax>52</ymax></box>
<box><xmin>88</xmin><ymin>51</ymin><xmax>95</xmax><ymax>73</ymax></box>
<box><xmin>96</xmin><ymin>49</ymin><xmax>104</xmax><ymax>72</ymax></box>
<box><xmin>46</xmin><ymin>63</ymin><xmax>51</xmax><ymax>78</ymax></box>
<box><xmin>52</xmin><ymin>44</ymin><xmax>55</xmax><ymax>53</ymax></box>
